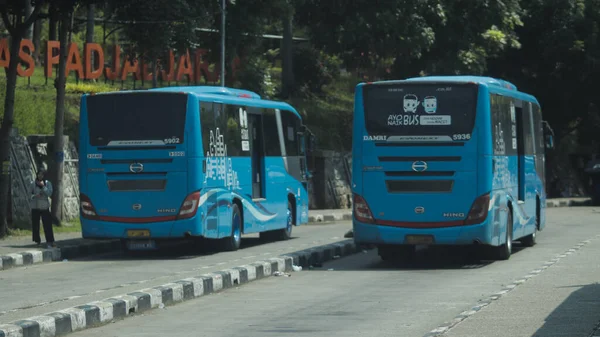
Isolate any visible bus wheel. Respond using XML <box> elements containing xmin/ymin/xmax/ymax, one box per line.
<box><xmin>279</xmin><ymin>201</ymin><xmax>294</xmax><ymax>240</ymax></box>
<box><xmin>221</xmin><ymin>203</ymin><xmax>242</xmax><ymax>251</ymax></box>
<box><xmin>521</xmin><ymin>227</ymin><xmax>537</xmax><ymax>247</ymax></box>
<box><xmin>492</xmin><ymin>210</ymin><xmax>512</xmax><ymax>260</ymax></box>
<box><xmin>521</xmin><ymin>206</ymin><xmax>539</xmax><ymax>247</ymax></box>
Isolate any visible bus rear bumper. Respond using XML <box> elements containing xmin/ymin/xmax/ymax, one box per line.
<box><xmin>81</xmin><ymin>218</ymin><xmax>204</xmax><ymax>240</ymax></box>
<box><xmin>352</xmin><ymin>220</ymin><xmax>494</xmax><ymax>246</ymax></box>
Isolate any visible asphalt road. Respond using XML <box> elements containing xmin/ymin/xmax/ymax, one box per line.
<box><xmin>66</xmin><ymin>207</ymin><xmax>600</xmax><ymax>337</ymax></box>
<box><xmin>0</xmin><ymin>222</ymin><xmax>351</xmax><ymax>324</ymax></box>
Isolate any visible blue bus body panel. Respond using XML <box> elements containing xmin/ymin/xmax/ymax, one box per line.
<box><xmin>352</xmin><ymin>76</ymin><xmax>546</xmax><ymax>247</ymax></box>
<box><xmin>79</xmin><ymin>86</ymin><xmax>309</xmax><ymax>242</ymax></box>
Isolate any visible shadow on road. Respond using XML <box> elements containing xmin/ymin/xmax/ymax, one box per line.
<box><xmin>312</xmin><ymin>242</ymin><xmax>529</xmax><ymax>271</ymax></box>
<box><xmin>533</xmin><ymin>282</ymin><xmax>600</xmax><ymax>337</ymax></box>
<box><xmin>74</xmin><ymin>236</ymin><xmax>300</xmax><ymax>262</ymax></box>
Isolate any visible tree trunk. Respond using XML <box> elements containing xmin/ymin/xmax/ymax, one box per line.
<box><xmin>0</xmin><ymin>35</ymin><xmax>24</xmax><ymax>238</ymax></box>
<box><xmin>152</xmin><ymin>59</ymin><xmax>158</xmax><ymax>88</ymax></box>
<box><xmin>281</xmin><ymin>7</ymin><xmax>295</xmax><ymax>98</ymax></box>
<box><xmin>32</xmin><ymin>17</ymin><xmax>42</xmax><ymax>64</ymax></box>
<box><xmin>51</xmin><ymin>11</ymin><xmax>70</xmax><ymax>224</ymax></box>
<box><xmin>49</xmin><ymin>4</ymin><xmax>57</xmax><ymax>41</ymax></box>
<box><xmin>23</xmin><ymin>0</ymin><xmax>33</xmax><ymax>40</ymax></box>
<box><xmin>86</xmin><ymin>4</ymin><xmax>95</xmax><ymax>76</ymax></box>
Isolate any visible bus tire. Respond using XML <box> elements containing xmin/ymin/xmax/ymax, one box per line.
<box><xmin>492</xmin><ymin>209</ymin><xmax>513</xmax><ymax>260</ymax></box>
<box><xmin>259</xmin><ymin>201</ymin><xmax>294</xmax><ymax>241</ymax></box>
<box><xmin>221</xmin><ymin>203</ymin><xmax>242</xmax><ymax>252</ymax></box>
<box><xmin>521</xmin><ymin>203</ymin><xmax>539</xmax><ymax>247</ymax></box>
<box><xmin>275</xmin><ymin>200</ymin><xmax>294</xmax><ymax>241</ymax></box>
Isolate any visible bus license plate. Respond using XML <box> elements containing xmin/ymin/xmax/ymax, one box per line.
<box><xmin>127</xmin><ymin>240</ymin><xmax>156</xmax><ymax>250</ymax></box>
<box><xmin>405</xmin><ymin>235</ymin><xmax>434</xmax><ymax>245</ymax></box>
<box><xmin>127</xmin><ymin>229</ymin><xmax>150</xmax><ymax>238</ymax></box>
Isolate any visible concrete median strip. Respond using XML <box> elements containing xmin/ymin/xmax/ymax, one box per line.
<box><xmin>0</xmin><ymin>239</ymin><xmax>360</xmax><ymax>337</ymax></box>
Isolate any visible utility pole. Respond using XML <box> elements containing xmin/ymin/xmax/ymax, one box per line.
<box><xmin>220</xmin><ymin>0</ymin><xmax>226</xmax><ymax>87</ymax></box>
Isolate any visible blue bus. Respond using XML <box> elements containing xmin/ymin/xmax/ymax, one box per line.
<box><xmin>79</xmin><ymin>86</ymin><xmax>314</xmax><ymax>252</ymax></box>
<box><xmin>351</xmin><ymin>76</ymin><xmax>554</xmax><ymax>261</ymax></box>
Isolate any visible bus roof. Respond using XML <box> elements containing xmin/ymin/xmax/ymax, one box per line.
<box><xmin>403</xmin><ymin>76</ymin><xmax>517</xmax><ymax>91</ymax></box>
<box><xmin>87</xmin><ymin>86</ymin><xmax>302</xmax><ymax>119</ymax></box>
<box><xmin>360</xmin><ymin>75</ymin><xmax>539</xmax><ymax>105</ymax></box>
<box><xmin>150</xmin><ymin>86</ymin><xmax>262</xmax><ymax>99</ymax></box>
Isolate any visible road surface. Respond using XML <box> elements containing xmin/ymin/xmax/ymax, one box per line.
<box><xmin>67</xmin><ymin>207</ymin><xmax>600</xmax><ymax>337</ymax></box>
<box><xmin>0</xmin><ymin>222</ymin><xmax>351</xmax><ymax>324</ymax></box>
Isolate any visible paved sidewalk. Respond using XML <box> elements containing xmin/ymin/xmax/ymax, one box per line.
<box><xmin>442</xmin><ymin>234</ymin><xmax>600</xmax><ymax>337</ymax></box>
<box><xmin>0</xmin><ymin>199</ymin><xmax>592</xmax><ymax>272</ymax></box>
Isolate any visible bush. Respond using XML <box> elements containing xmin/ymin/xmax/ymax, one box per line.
<box><xmin>293</xmin><ymin>46</ymin><xmax>342</xmax><ymax>93</ymax></box>
<box><xmin>66</xmin><ymin>82</ymin><xmax>118</xmax><ymax>95</ymax></box>
<box><xmin>234</xmin><ymin>55</ymin><xmax>277</xmax><ymax>99</ymax></box>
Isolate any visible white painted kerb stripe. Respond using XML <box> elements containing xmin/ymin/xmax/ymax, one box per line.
<box><xmin>24</xmin><ymin>250</ymin><xmax>44</xmax><ymax>264</ymax></box>
<box><xmin>29</xmin><ymin>316</ymin><xmax>56</xmax><ymax>337</ymax></box>
<box><xmin>6</xmin><ymin>254</ymin><xmax>23</xmax><ymax>266</ymax></box>
<box><xmin>0</xmin><ymin>324</ymin><xmax>23</xmax><ymax>337</ymax></box>
<box><xmin>58</xmin><ymin>307</ymin><xmax>86</xmax><ymax>332</ymax></box>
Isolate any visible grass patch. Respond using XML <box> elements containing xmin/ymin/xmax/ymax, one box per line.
<box><xmin>4</xmin><ymin>218</ymin><xmax>82</xmax><ymax>239</ymax></box>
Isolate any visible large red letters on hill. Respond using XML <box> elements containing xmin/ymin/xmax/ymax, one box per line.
<box><xmin>0</xmin><ymin>38</ymin><xmax>239</xmax><ymax>82</ymax></box>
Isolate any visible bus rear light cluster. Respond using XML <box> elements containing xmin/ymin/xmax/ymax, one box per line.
<box><xmin>353</xmin><ymin>194</ymin><xmax>375</xmax><ymax>224</ymax></box>
<box><xmin>465</xmin><ymin>193</ymin><xmax>490</xmax><ymax>225</ymax></box>
<box><xmin>80</xmin><ymin>193</ymin><xmax>98</xmax><ymax>219</ymax></box>
<box><xmin>178</xmin><ymin>191</ymin><xmax>201</xmax><ymax>219</ymax></box>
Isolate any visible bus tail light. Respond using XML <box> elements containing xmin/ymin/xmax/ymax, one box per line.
<box><xmin>80</xmin><ymin>193</ymin><xmax>97</xmax><ymax>218</ymax></box>
<box><xmin>178</xmin><ymin>191</ymin><xmax>201</xmax><ymax>219</ymax></box>
<box><xmin>465</xmin><ymin>193</ymin><xmax>490</xmax><ymax>225</ymax></box>
<box><xmin>353</xmin><ymin>194</ymin><xmax>375</xmax><ymax>223</ymax></box>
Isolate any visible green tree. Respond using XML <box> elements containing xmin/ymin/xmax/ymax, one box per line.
<box><xmin>112</xmin><ymin>0</ymin><xmax>211</xmax><ymax>87</ymax></box>
<box><xmin>202</xmin><ymin>0</ymin><xmax>284</xmax><ymax>85</ymax></box>
<box><xmin>0</xmin><ymin>0</ymin><xmax>44</xmax><ymax>238</ymax></box>
<box><xmin>488</xmin><ymin>0</ymin><xmax>597</xmax><ymax>138</ymax></box>
<box><xmin>295</xmin><ymin>0</ymin><xmax>437</xmax><ymax>73</ymax></box>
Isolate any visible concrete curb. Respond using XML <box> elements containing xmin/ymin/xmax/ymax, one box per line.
<box><xmin>0</xmin><ymin>240</ymin><xmax>121</xmax><ymax>272</ymax></box>
<box><xmin>545</xmin><ymin>198</ymin><xmax>591</xmax><ymax>207</ymax></box>
<box><xmin>308</xmin><ymin>212</ymin><xmax>353</xmax><ymax>223</ymax></box>
<box><xmin>0</xmin><ymin>239</ymin><xmax>359</xmax><ymax>337</ymax></box>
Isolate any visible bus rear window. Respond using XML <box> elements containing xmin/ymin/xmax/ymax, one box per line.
<box><xmin>363</xmin><ymin>83</ymin><xmax>478</xmax><ymax>140</ymax></box>
<box><xmin>86</xmin><ymin>92</ymin><xmax>187</xmax><ymax>146</ymax></box>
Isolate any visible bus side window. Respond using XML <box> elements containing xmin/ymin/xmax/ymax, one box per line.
<box><xmin>222</xmin><ymin>104</ymin><xmax>245</xmax><ymax>157</ymax></box>
<box><xmin>200</xmin><ymin>101</ymin><xmax>216</xmax><ymax>156</ymax></box>
<box><xmin>263</xmin><ymin>109</ymin><xmax>281</xmax><ymax>156</ymax></box>
<box><xmin>280</xmin><ymin>110</ymin><xmax>300</xmax><ymax>157</ymax></box>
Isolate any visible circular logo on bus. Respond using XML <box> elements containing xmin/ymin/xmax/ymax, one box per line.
<box><xmin>412</xmin><ymin>161</ymin><xmax>428</xmax><ymax>172</ymax></box>
<box><xmin>129</xmin><ymin>162</ymin><xmax>144</xmax><ymax>173</ymax></box>
<box><xmin>132</xmin><ymin>204</ymin><xmax>142</xmax><ymax>211</ymax></box>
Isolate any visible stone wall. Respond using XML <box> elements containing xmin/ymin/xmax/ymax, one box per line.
<box><xmin>9</xmin><ymin>130</ymin><xmax>79</xmax><ymax>229</ymax></box>
<box><xmin>9</xmin><ymin>130</ymin><xmax>38</xmax><ymax>227</ymax></box>
<box><xmin>309</xmin><ymin>150</ymin><xmax>353</xmax><ymax>210</ymax></box>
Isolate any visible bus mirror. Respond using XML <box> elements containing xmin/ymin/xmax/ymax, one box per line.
<box><xmin>298</xmin><ymin>133</ymin><xmax>307</xmax><ymax>155</ymax></box>
<box><xmin>545</xmin><ymin>135</ymin><xmax>554</xmax><ymax>149</ymax></box>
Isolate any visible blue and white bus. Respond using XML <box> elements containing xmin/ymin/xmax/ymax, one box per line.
<box><xmin>79</xmin><ymin>86</ymin><xmax>314</xmax><ymax>252</ymax></box>
<box><xmin>351</xmin><ymin>76</ymin><xmax>554</xmax><ymax>261</ymax></box>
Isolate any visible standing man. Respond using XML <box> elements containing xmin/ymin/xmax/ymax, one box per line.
<box><xmin>30</xmin><ymin>169</ymin><xmax>56</xmax><ymax>248</ymax></box>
